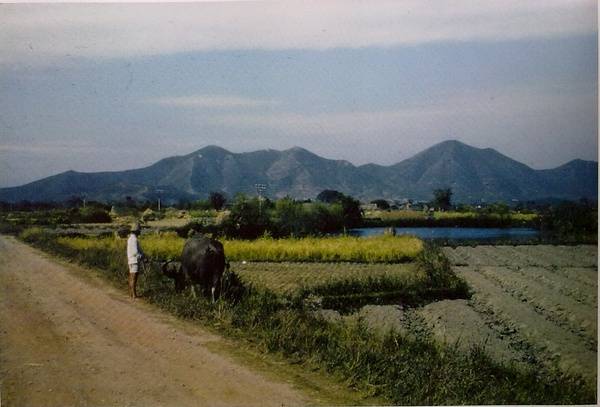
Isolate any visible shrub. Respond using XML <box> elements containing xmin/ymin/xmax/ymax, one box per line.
<box><xmin>416</xmin><ymin>243</ymin><xmax>470</xmax><ymax>298</ymax></box>
<box><xmin>76</xmin><ymin>207</ymin><xmax>112</xmax><ymax>223</ymax></box>
<box><xmin>19</xmin><ymin>227</ymin><xmax>48</xmax><ymax>243</ymax></box>
<box><xmin>540</xmin><ymin>201</ymin><xmax>597</xmax><ymax>239</ymax></box>
<box><xmin>221</xmin><ymin>194</ymin><xmax>272</xmax><ymax>239</ymax></box>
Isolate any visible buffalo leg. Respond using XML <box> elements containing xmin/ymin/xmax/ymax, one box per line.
<box><xmin>174</xmin><ymin>276</ymin><xmax>185</xmax><ymax>292</ymax></box>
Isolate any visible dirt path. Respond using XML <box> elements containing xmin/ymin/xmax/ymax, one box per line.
<box><xmin>0</xmin><ymin>236</ymin><xmax>312</xmax><ymax>407</ymax></box>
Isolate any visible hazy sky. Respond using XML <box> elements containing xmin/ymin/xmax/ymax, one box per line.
<box><xmin>0</xmin><ymin>0</ymin><xmax>597</xmax><ymax>187</ymax></box>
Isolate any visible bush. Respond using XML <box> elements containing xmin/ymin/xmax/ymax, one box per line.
<box><xmin>76</xmin><ymin>207</ymin><xmax>112</xmax><ymax>223</ymax></box>
<box><xmin>540</xmin><ymin>201</ymin><xmax>597</xmax><ymax>239</ymax></box>
<box><xmin>19</xmin><ymin>227</ymin><xmax>48</xmax><ymax>243</ymax></box>
<box><xmin>209</xmin><ymin>192</ymin><xmax>227</xmax><ymax>210</ymax></box>
<box><xmin>221</xmin><ymin>194</ymin><xmax>272</xmax><ymax>239</ymax></box>
<box><xmin>370</xmin><ymin>199</ymin><xmax>390</xmax><ymax>210</ymax></box>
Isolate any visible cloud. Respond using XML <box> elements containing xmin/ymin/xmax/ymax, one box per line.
<box><xmin>188</xmin><ymin>83</ymin><xmax>596</xmax><ymax>167</ymax></box>
<box><xmin>202</xmin><ymin>84</ymin><xmax>594</xmax><ymax>136</ymax></box>
<box><xmin>0</xmin><ymin>1</ymin><xmax>595</xmax><ymax>66</ymax></box>
<box><xmin>146</xmin><ymin>95</ymin><xmax>280</xmax><ymax>109</ymax></box>
<box><xmin>0</xmin><ymin>142</ymin><xmax>107</xmax><ymax>154</ymax></box>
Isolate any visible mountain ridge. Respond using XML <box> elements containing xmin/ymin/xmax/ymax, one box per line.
<box><xmin>0</xmin><ymin>141</ymin><xmax>596</xmax><ymax>203</ymax></box>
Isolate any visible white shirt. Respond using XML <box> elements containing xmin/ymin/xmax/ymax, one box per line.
<box><xmin>127</xmin><ymin>234</ymin><xmax>142</xmax><ymax>265</ymax></box>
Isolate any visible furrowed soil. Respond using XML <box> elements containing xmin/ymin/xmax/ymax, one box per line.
<box><xmin>0</xmin><ymin>235</ymin><xmax>365</xmax><ymax>407</ymax></box>
<box><xmin>440</xmin><ymin>245</ymin><xmax>598</xmax><ymax>385</ymax></box>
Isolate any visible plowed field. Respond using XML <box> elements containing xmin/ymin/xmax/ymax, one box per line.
<box><xmin>435</xmin><ymin>245</ymin><xmax>597</xmax><ymax>384</ymax></box>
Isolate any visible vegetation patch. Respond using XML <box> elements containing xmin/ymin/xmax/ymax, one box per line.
<box><xmin>224</xmin><ymin>235</ymin><xmax>423</xmax><ymax>263</ymax></box>
<box><xmin>233</xmin><ymin>262</ymin><xmax>421</xmax><ymax>296</ymax></box>
<box><xmin>234</xmin><ymin>261</ymin><xmax>447</xmax><ymax>313</ymax></box>
<box><xmin>364</xmin><ymin>209</ymin><xmax>538</xmax><ymax>228</ymax></box>
<box><xmin>134</xmin><ymin>234</ymin><xmax>423</xmax><ymax>263</ymax></box>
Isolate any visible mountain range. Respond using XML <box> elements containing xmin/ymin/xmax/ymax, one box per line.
<box><xmin>0</xmin><ymin>140</ymin><xmax>596</xmax><ymax>204</ymax></box>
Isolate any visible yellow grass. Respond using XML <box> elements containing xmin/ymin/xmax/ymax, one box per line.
<box><xmin>224</xmin><ymin>235</ymin><xmax>423</xmax><ymax>263</ymax></box>
<box><xmin>56</xmin><ymin>233</ymin><xmax>423</xmax><ymax>263</ymax></box>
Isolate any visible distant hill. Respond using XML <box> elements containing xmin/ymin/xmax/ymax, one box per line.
<box><xmin>0</xmin><ymin>140</ymin><xmax>596</xmax><ymax>203</ymax></box>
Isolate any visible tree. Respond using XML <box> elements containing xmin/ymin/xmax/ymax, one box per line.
<box><xmin>339</xmin><ymin>195</ymin><xmax>363</xmax><ymax>228</ymax></box>
<box><xmin>305</xmin><ymin>203</ymin><xmax>344</xmax><ymax>234</ymax></box>
<box><xmin>272</xmin><ymin>197</ymin><xmax>304</xmax><ymax>236</ymax></box>
<box><xmin>124</xmin><ymin>196</ymin><xmax>137</xmax><ymax>208</ymax></box>
<box><xmin>541</xmin><ymin>200</ymin><xmax>597</xmax><ymax>237</ymax></box>
<box><xmin>432</xmin><ymin>188</ymin><xmax>453</xmax><ymax>211</ymax></box>
<box><xmin>370</xmin><ymin>199</ymin><xmax>390</xmax><ymax>210</ymax></box>
<box><xmin>316</xmin><ymin>190</ymin><xmax>346</xmax><ymax>203</ymax></box>
<box><xmin>223</xmin><ymin>194</ymin><xmax>271</xmax><ymax>238</ymax></box>
<box><xmin>315</xmin><ymin>190</ymin><xmax>363</xmax><ymax>228</ymax></box>
<box><xmin>209</xmin><ymin>192</ymin><xmax>227</xmax><ymax>210</ymax></box>
<box><xmin>77</xmin><ymin>207</ymin><xmax>112</xmax><ymax>223</ymax></box>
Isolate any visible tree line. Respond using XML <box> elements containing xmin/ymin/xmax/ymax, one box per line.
<box><xmin>1</xmin><ymin>188</ymin><xmax>596</xmax><ymax>241</ymax></box>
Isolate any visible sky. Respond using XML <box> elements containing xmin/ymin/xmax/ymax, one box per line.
<box><xmin>0</xmin><ymin>0</ymin><xmax>597</xmax><ymax>187</ymax></box>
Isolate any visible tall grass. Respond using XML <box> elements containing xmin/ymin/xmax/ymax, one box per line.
<box><xmin>21</xmin><ymin>229</ymin><xmax>129</xmax><ymax>284</ymax></box>
<box><xmin>224</xmin><ymin>235</ymin><xmax>423</xmax><ymax>263</ymax></box>
<box><xmin>133</xmin><ymin>234</ymin><xmax>423</xmax><ymax>263</ymax></box>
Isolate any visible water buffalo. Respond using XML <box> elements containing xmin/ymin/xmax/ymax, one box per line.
<box><xmin>180</xmin><ymin>235</ymin><xmax>227</xmax><ymax>301</ymax></box>
<box><xmin>160</xmin><ymin>260</ymin><xmax>185</xmax><ymax>291</ymax></box>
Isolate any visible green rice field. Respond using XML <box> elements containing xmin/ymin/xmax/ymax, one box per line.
<box><xmin>232</xmin><ymin>261</ymin><xmax>422</xmax><ymax>295</ymax></box>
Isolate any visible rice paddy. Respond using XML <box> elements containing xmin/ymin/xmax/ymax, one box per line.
<box><xmin>232</xmin><ymin>261</ymin><xmax>422</xmax><ymax>295</ymax></box>
<box><xmin>64</xmin><ymin>233</ymin><xmax>424</xmax><ymax>263</ymax></box>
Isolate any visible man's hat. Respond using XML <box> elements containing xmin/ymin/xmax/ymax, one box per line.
<box><xmin>130</xmin><ymin>222</ymin><xmax>141</xmax><ymax>233</ymax></box>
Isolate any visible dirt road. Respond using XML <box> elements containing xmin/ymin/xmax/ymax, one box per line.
<box><xmin>0</xmin><ymin>236</ymin><xmax>311</xmax><ymax>406</ymax></box>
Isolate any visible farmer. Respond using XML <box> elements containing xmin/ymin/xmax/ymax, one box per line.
<box><xmin>127</xmin><ymin>222</ymin><xmax>145</xmax><ymax>299</ymax></box>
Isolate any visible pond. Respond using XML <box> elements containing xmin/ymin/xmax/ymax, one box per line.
<box><xmin>349</xmin><ymin>227</ymin><xmax>540</xmax><ymax>242</ymax></box>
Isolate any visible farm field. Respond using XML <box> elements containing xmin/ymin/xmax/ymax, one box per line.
<box><xmin>26</xmin><ymin>232</ymin><xmax>422</xmax><ymax>264</ymax></box>
<box><xmin>7</xmin><ymin>227</ymin><xmax>597</xmax><ymax>403</ymax></box>
<box><xmin>232</xmin><ymin>261</ymin><xmax>422</xmax><ymax>296</ymax></box>
<box><xmin>435</xmin><ymin>245</ymin><xmax>598</xmax><ymax>384</ymax></box>
<box><xmin>234</xmin><ymin>245</ymin><xmax>598</xmax><ymax>387</ymax></box>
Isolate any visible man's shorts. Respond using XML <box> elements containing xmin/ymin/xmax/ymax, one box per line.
<box><xmin>128</xmin><ymin>263</ymin><xmax>139</xmax><ymax>274</ymax></box>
